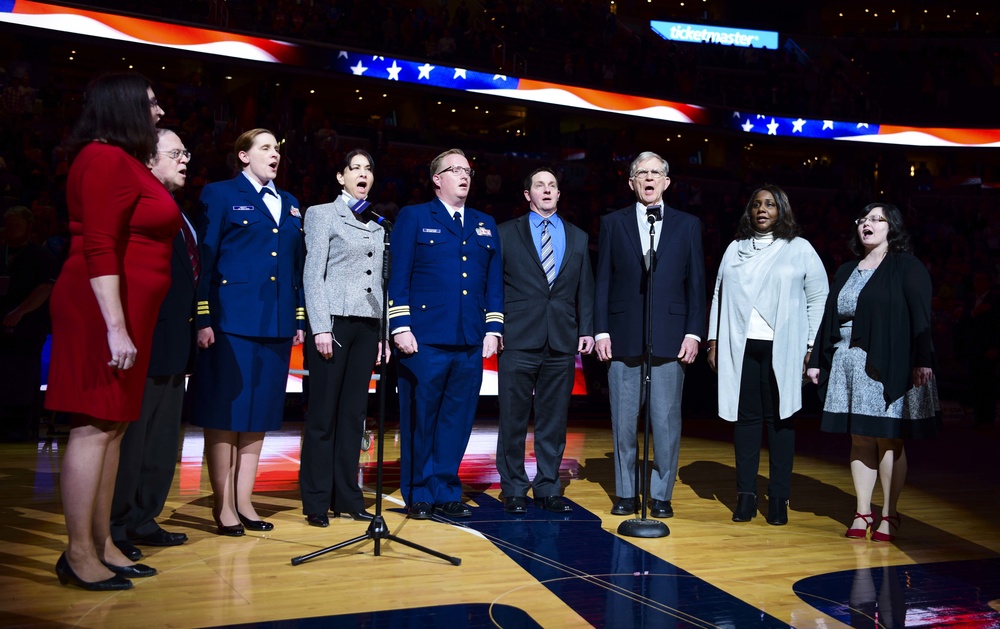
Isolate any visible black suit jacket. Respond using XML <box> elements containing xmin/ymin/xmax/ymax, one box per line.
<box><xmin>147</xmin><ymin>229</ymin><xmax>198</xmax><ymax>376</ymax></box>
<box><xmin>499</xmin><ymin>213</ymin><xmax>594</xmax><ymax>354</ymax></box>
<box><xmin>595</xmin><ymin>204</ymin><xmax>706</xmax><ymax>359</ymax></box>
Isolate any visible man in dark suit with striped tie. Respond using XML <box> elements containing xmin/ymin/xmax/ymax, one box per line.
<box><xmin>495</xmin><ymin>167</ymin><xmax>595</xmax><ymax>514</ymax></box>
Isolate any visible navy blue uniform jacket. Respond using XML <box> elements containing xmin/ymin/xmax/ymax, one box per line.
<box><xmin>196</xmin><ymin>175</ymin><xmax>305</xmax><ymax>338</ymax></box>
<box><xmin>388</xmin><ymin>199</ymin><xmax>503</xmax><ymax>344</ymax></box>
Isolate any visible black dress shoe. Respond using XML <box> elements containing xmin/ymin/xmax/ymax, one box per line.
<box><xmin>766</xmin><ymin>497</ymin><xmax>788</xmax><ymax>526</ymax></box>
<box><xmin>733</xmin><ymin>492</ymin><xmax>758</xmax><ymax>522</ymax></box>
<box><xmin>407</xmin><ymin>502</ymin><xmax>433</xmax><ymax>520</ymax></box>
<box><xmin>306</xmin><ymin>513</ymin><xmax>329</xmax><ymax>527</ymax></box>
<box><xmin>649</xmin><ymin>499</ymin><xmax>673</xmax><ymax>519</ymax></box>
<box><xmin>130</xmin><ymin>529</ymin><xmax>187</xmax><ymax>546</ymax></box>
<box><xmin>334</xmin><ymin>510</ymin><xmax>374</xmax><ymax>521</ymax></box>
<box><xmin>237</xmin><ymin>512</ymin><xmax>274</xmax><ymax>531</ymax></box>
<box><xmin>102</xmin><ymin>561</ymin><xmax>157</xmax><ymax>578</ymax></box>
<box><xmin>535</xmin><ymin>496</ymin><xmax>572</xmax><ymax>513</ymax></box>
<box><xmin>503</xmin><ymin>496</ymin><xmax>529</xmax><ymax>514</ymax></box>
<box><xmin>610</xmin><ymin>497</ymin><xmax>639</xmax><ymax>516</ymax></box>
<box><xmin>56</xmin><ymin>553</ymin><xmax>133</xmax><ymax>591</ymax></box>
<box><xmin>113</xmin><ymin>540</ymin><xmax>142</xmax><ymax>562</ymax></box>
<box><xmin>435</xmin><ymin>501</ymin><xmax>472</xmax><ymax>518</ymax></box>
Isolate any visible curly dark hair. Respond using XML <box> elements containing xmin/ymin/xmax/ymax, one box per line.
<box><xmin>734</xmin><ymin>184</ymin><xmax>800</xmax><ymax>240</ymax></box>
<box><xmin>70</xmin><ymin>72</ymin><xmax>158</xmax><ymax>163</ymax></box>
<box><xmin>848</xmin><ymin>202</ymin><xmax>912</xmax><ymax>256</ymax></box>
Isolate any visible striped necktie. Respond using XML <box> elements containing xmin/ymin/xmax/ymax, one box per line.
<box><xmin>540</xmin><ymin>219</ymin><xmax>555</xmax><ymax>289</ymax></box>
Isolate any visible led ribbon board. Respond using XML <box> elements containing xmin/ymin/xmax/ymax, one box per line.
<box><xmin>729</xmin><ymin>112</ymin><xmax>1000</xmax><ymax>148</ymax></box>
<box><xmin>651</xmin><ymin>20</ymin><xmax>779</xmax><ymax>50</ymax></box>
<box><xmin>2</xmin><ymin>0</ymin><xmax>997</xmax><ymax>147</ymax></box>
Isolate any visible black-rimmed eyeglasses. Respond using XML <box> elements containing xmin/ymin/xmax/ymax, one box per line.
<box><xmin>437</xmin><ymin>166</ymin><xmax>474</xmax><ymax>177</ymax></box>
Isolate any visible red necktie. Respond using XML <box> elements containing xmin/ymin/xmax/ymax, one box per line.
<box><xmin>179</xmin><ymin>218</ymin><xmax>200</xmax><ymax>282</ymax></box>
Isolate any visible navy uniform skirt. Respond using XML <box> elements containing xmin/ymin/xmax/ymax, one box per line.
<box><xmin>190</xmin><ymin>331</ymin><xmax>293</xmax><ymax>432</ymax></box>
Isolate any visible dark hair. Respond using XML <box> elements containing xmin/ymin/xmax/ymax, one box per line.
<box><xmin>849</xmin><ymin>202</ymin><xmax>912</xmax><ymax>256</ymax></box>
<box><xmin>523</xmin><ymin>167</ymin><xmax>558</xmax><ymax>191</ymax></box>
<box><xmin>735</xmin><ymin>184</ymin><xmax>800</xmax><ymax>240</ymax></box>
<box><xmin>70</xmin><ymin>72</ymin><xmax>158</xmax><ymax>162</ymax></box>
<box><xmin>341</xmin><ymin>148</ymin><xmax>374</xmax><ymax>173</ymax></box>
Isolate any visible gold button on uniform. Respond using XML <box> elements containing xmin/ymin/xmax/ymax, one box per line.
<box><xmin>270</xmin><ymin>276</ymin><xmax>276</xmax><ymax>281</ymax></box>
<box><xmin>462</xmin><ymin>272</ymin><xmax>467</xmax><ymax>278</ymax></box>
<box><xmin>243</xmin><ymin>220</ymin><xmax>249</xmax><ymax>225</ymax></box>
<box><xmin>271</xmin><ymin>251</ymin><xmax>277</xmax><ymax>256</ymax></box>
<box><xmin>222</xmin><ymin>279</ymin><xmax>228</xmax><ymax>284</ymax></box>
<box><xmin>272</xmin><ymin>228</ymin><xmax>278</xmax><ymax>233</ymax></box>
<box><xmin>462</xmin><ymin>256</ymin><xmax>467</xmax><ymax>261</ymax></box>
<box><xmin>462</xmin><ymin>290</ymin><xmax>468</xmax><ymax>295</ymax></box>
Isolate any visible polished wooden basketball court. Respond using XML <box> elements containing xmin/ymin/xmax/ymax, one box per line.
<box><xmin>1</xmin><ymin>403</ymin><xmax>998</xmax><ymax>628</ymax></box>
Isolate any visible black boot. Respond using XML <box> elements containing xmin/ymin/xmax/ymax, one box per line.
<box><xmin>767</xmin><ymin>497</ymin><xmax>788</xmax><ymax>526</ymax></box>
<box><xmin>732</xmin><ymin>492</ymin><xmax>757</xmax><ymax>522</ymax></box>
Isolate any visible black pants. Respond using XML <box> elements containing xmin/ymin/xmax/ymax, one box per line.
<box><xmin>300</xmin><ymin>317</ymin><xmax>378</xmax><ymax>514</ymax></box>
<box><xmin>735</xmin><ymin>340</ymin><xmax>794</xmax><ymax>498</ymax></box>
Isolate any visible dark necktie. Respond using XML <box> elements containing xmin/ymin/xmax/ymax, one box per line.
<box><xmin>179</xmin><ymin>217</ymin><xmax>200</xmax><ymax>282</ymax></box>
<box><xmin>260</xmin><ymin>187</ymin><xmax>277</xmax><ymax>198</ymax></box>
<box><xmin>453</xmin><ymin>210</ymin><xmax>463</xmax><ymax>232</ymax></box>
<box><xmin>540</xmin><ymin>219</ymin><xmax>555</xmax><ymax>289</ymax></box>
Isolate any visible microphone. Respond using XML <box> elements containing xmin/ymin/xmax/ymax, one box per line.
<box><xmin>350</xmin><ymin>198</ymin><xmax>392</xmax><ymax>227</ymax></box>
<box><xmin>646</xmin><ymin>205</ymin><xmax>662</xmax><ymax>223</ymax></box>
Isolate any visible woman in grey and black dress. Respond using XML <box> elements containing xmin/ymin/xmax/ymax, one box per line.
<box><xmin>807</xmin><ymin>203</ymin><xmax>940</xmax><ymax>542</ymax></box>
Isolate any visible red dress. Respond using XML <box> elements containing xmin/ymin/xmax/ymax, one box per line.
<box><xmin>46</xmin><ymin>142</ymin><xmax>180</xmax><ymax>422</ymax></box>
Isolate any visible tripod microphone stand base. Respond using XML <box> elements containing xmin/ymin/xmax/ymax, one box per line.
<box><xmin>291</xmin><ymin>514</ymin><xmax>462</xmax><ymax>566</ymax></box>
<box><xmin>617</xmin><ymin>518</ymin><xmax>670</xmax><ymax>538</ymax></box>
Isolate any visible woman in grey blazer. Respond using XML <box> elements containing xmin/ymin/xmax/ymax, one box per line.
<box><xmin>300</xmin><ymin>149</ymin><xmax>386</xmax><ymax>526</ymax></box>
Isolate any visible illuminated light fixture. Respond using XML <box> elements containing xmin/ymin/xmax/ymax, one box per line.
<box><xmin>310</xmin><ymin>89</ymin><xmax>315</xmax><ymax>94</ymax></box>
<box><xmin>128</xmin><ymin>64</ymin><xmax>133</xmax><ymax>68</ymax></box>
<box><xmin>382</xmin><ymin>94</ymin><xmax>387</xmax><ymax>97</ymax></box>
<box><xmin>874</xmin><ymin>13</ymin><xmax>878</xmax><ymax>17</ymax></box>
<box><xmin>358</xmin><ymin>96</ymin><xmax>363</xmax><ymax>100</ymax></box>
<box><xmin>225</xmin><ymin>75</ymin><xmax>232</xmax><ymax>79</ymax></box>
<box><xmin>485</xmin><ymin>110</ymin><xmax>489</xmax><ymax>114</ymax></box>
<box><xmin>68</xmin><ymin>56</ymin><xmax>73</xmax><ymax>60</ymax></box>
<box><xmin>451</xmin><ymin>108</ymin><xmax>456</xmax><ymax>112</ymax></box>
<box><xmin>355</xmin><ymin>89</ymin><xmax>359</xmax><ymax>93</ymax></box>
<box><xmin>474</xmin><ymin>106</ymin><xmax>479</xmax><ymax>109</ymax></box>
<box><xmin>839</xmin><ymin>13</ymin><xmax>843</xmax><ymax>16</ymax></box>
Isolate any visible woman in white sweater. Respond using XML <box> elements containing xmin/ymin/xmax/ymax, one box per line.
<box><xmin>707</xmin><ymin>185</ymin><xmax>828</xmax><ymax>525</ymax></box>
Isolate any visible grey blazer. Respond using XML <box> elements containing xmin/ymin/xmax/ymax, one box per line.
<box><xmin>303</xmin><ymin>196</ymin><xmax>385</xmax><ymax>335</ymax></box>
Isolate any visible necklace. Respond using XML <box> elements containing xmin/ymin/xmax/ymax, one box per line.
<box><xmin>750</xmin><ymin>236</ymin><xmax>775</xmax><ymax>251</ymax></box>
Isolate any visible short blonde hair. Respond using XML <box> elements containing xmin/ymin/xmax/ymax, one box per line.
<box><xmin>429</xmin><ymin>148</ymin><xmax>466</xmax><ymax>180</ymax></box>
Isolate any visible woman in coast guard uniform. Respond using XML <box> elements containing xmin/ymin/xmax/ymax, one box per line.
<box><xmin>190</xmin><ymin>128</ymin><xmax>305</xmax><ymax>536</ymax></box>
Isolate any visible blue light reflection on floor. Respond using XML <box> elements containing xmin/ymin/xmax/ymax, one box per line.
<box><xmin>793</xmin><ymin>558</ymin><xmax>1000</xmax><ymax>628</ymax></box>
<box><xmin>452</xmin><ymin>493</ymin><xmax>789</xmax><ymax>628</ymax></box>
<box><xmin>210</xmin><ymin>604</ymin><xmax>542</xmax><ymax>629</ymax></box>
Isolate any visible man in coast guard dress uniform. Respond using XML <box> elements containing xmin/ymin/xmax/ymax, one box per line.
<box><xmin>389</xmin><ymin>148</ymin><xmax>503</xmax><ymax>519</ymax></box>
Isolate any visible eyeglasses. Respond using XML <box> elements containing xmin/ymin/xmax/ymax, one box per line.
<box><xmin>855</xmin><ymin>216</ymin><xmax>888</xmax><ymax>226</ymax></box>
<box><xmin>159</xmin><ymin>149</ymin><xmax>191</xmax><ymax>161</ymax></box>
<box><xmin>148</xmin><ymin>97</ymin><xmax>159</xmax><ymax>108</ymax></box>
<box><xmin>437</xmin><ymin>166</ymin><xmax>474</xmax><ymax>178</ymax></box>
<box><xmin>632</xmin><ymin>169</ymin><xmax>666</xmax><ymax>180</ymax></box>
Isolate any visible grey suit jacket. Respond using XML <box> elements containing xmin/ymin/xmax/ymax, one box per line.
<box><xmin>499</xmin><ymin>212</ymin><xmax>595</xmax><ymax>354</ymax></box>
<box><xmin>303</xmin><ymin>196</ymin><xmax>384</xmax><ymax>335</ymax></box>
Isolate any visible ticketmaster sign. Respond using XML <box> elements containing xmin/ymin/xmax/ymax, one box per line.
<box><xmin>651</xmin><ymin>21</ymin><xmax>779</xmax><ymax>50</ymax></box>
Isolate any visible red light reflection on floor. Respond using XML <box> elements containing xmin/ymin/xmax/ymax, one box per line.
<box><xmin>179</xmin><ymin>424</ymin><xmax>587</xmax><ymax>496</ymax></box>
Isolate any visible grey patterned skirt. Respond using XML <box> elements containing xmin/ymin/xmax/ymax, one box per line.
<box><xmin>820</xmin><ymin>323</ymin><xmax>942</xmax><ymax>439</ymax></box>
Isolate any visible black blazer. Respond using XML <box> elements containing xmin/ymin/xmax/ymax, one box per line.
<box><xmin>147</xmin><ymin>230</ymin><xmax>198</xmax><ymax>377</ymax></box>
<box><xmin>499</xmin><ymin>213</ymin><xmax>594</xmax><ymax>354</ymax></box>
<box><xmin>595</xmin><ymin>204</ymin><xmax>706</xmax><ymax>359</ymax></box>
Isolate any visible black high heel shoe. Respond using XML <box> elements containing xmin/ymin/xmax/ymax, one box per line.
<box><xmin>237</xmin><ymin>512</ymin><xmax>274</xmax><ymax>531</ymax></box>
<box><xmin>766</xmin><ymin>497</ymin><xmax>789</xmax><ymax>526</ymax></box>
<box><xmin>102</xmin><ymin>561</ymin><xmax>157</xmax><ymax>578</ymax></box>
<box><xmin>56</xmin><ymin>553</ymin><xmax>133</xmax><ymax>591</ymax></box>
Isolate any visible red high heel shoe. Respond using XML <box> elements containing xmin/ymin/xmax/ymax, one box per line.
<box><xmin>871</xmin><ymin>514</ymin><xmax>900</xmax><ymax>542</ymax></box>
<box><xmin>845</xmin><ymin>512</ymin><xmax>874</xmax><ymax>538</ymax></box>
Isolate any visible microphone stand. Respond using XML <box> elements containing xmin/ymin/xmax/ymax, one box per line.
<box><xmin>618</xmin><ymin>209</ymin><xmax>669</xmax><ymax>539</ymax></box>
<box><xmin>292</xmin><ymin>219</ymin><xmax>461</xmax><ymax>566</ymax></box>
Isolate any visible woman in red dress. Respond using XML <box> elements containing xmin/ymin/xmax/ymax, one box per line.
<box><xmin>45</xmin><ymin>72</ymin><xmax>179</xmax><ymax>590</ymax></box>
